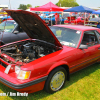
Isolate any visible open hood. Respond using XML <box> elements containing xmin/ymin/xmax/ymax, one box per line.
<box><xmin>5</xmin><ymin>9</ymin><xmax>62</xmax><ymax>47</ymax></box>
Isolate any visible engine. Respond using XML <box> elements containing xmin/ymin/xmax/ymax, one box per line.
<box><xmin>0</xmin><ymin>40</ymin><xmax>57</xmax><ymax>64</ymax></box>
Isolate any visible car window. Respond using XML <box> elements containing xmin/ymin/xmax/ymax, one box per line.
<box><xmin>50</xmin><ymin>26</ymin><xmax>81</xmax><ymax>48</ymax></box>
<box><xmin>81</xmin><ymin>31</ymin><xmax>99</xmax><ymax>47</ymax></box>
<box><xmin>0</xmin><ymin>21</ymin><xmax>17</xmax><ymax>32</ymax></box>
<box><xmin>95</xmin><ymin>30</ymin><xmax>100</xmax><ymax>43</ymax></box>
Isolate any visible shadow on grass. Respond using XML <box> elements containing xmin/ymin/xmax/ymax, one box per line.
<box><xmin>0</xmin><ymin>63</ymin><xmax>100</xmax><ymax>100</ymax></box>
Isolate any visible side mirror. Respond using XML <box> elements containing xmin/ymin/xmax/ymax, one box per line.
<box><xmin>13</xmin><ymin>31</ymin><xmax>19</xmax><ymax>34</ymax></box>
<box><xmin>79</xmin><ymin>44</ymin><xmax>88</xmax><ymax>49</ymax></box>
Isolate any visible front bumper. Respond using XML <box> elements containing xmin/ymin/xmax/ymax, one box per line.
<box><xmin>0</xmin><ymin>64</ymin><xmax>47</xmax><ymax>93</ymax></box>
<box><xmin>0</xmin><ymin>76</ymin><xmax>47</xmax><ymax>93</ymax></box>
<box><xmin>0</xmin><ymin>76</ymin><xmax>47</xmax><ymax>89</ymax></box>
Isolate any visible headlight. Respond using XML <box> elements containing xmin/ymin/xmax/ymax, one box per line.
<box><xmin>17</xmin><ymin>70</ymin><xmax>31</xmax><ymax>80</ymax></box>
<box><xmin>15</xmin><ymin>66</ymin><xmax>20</xmax><ymax>74</ymax></box>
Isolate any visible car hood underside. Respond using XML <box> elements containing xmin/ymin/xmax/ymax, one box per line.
<box><xmin>5</xmin><ymin>9</ymin><xmax>62</xmax><ymax>47</ymax></box>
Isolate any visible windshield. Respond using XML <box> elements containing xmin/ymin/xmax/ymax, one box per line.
<box><xmin>50</xmin><ymin>26</ymin><xmax>81</xmax><ymax>48</ymax></box>
<box><xmin>0</xmin><ymin>21</ymin><xmax>17</xmax><ymax>32</ymax></box>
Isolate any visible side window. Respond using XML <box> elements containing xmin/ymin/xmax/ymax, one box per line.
<box><xmin>81</xmin><ymin>31</ymin><xmax>98</xmax><ymax>47</ymax></box>
<box><xmin>95</xmin><ymin>31</ymin><xmax>100</xmax><ymax>43</ymax></box>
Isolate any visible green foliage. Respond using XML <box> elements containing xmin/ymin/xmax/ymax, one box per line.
<box><xmin>18</xmin><ymin>4</ymin><xmax>27</xmax><ymax>10</ymax></box>
<box><xmin>35</xmin><ymin>6</ymin><xmax>39</xmax><ymax>8</ymax></box>
<box><xmin>18</xmin><ymin>4</ymin><xmax>32</xmax><ymax>10</ymax></box>
<box><xmin>27</xmin><ymin>4</ymin><xmax>32</xmax><ymax>9</ymax></box>
<box><xmin>56</xmin><ymin>0</ymin><xmax>79</xmax><ymax>7</ymax></box>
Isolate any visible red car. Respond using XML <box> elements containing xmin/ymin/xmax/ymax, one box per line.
<box><xmin>64</xmin><ymin>17</ymin><xmax>84</xmax><ymax>25</ymax></box>
<box><xmin>0</xmin><ymin>10</ymin><xmax>100</xmax><ymax>94</ymax></box>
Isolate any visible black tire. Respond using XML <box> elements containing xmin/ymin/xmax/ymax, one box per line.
<box><xmin>44</xmin><ymin>66</ymin><xmax>67</xmax><ymax>93</ymax></box>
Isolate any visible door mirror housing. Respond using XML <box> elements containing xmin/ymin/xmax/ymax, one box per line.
<box><xmin>79</xmin><ymin>44</ymin><xmax>88</xmax><ymax>49</ymax></box>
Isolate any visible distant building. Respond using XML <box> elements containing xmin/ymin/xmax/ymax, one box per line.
<box><xmin>0</xmin><ymin>5</ymin><xmax>8</xmax><ymax>14</ymax></box>
<box><xmin>0</xmin><ymin>5</ymin><xmax>8</xmax><ymax>9</ymax></box>
<box><xmin>89</xmin><ymin>7</ymin><xmax>100</xmax><ymax>10</ymax></box>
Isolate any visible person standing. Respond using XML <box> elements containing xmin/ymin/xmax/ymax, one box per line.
<box><xmin>55</xmin><ymin>13</ymin><xmax>60</xmax><ymax>25</ymax></box>
<box><xmin>55</xmin><ymin>13</ymin><xmax>58</xmax><ymax>25</ymax></box>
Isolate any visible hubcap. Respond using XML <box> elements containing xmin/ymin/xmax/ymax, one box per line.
<box><xmin>50</xmin><ymin>71</ymin><xmax>65</xmax><ymax>91</ymax></box>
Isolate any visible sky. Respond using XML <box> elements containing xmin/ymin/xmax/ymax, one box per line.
<box><xmin>0</xmin><ymin>0</ymin><xmax>100</xmax><ymax>9</ymax></box>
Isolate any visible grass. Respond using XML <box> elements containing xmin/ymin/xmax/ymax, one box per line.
<box><xmin>0</xmin><ymin>63</ymin><xmax>100</xmax><ymax>100</ymax></box>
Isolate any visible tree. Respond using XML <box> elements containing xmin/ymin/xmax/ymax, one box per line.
<box><xmin>18</xmin><ymin>4</ymin><xmax>27</xmax><ymax>10</ymax></box>
<box><xmin>18</xmin><ymin>4</ymin><xmax>32</xmax><ymax>10</ymax></box>
<box><xmin>27</xmin><ymin>4</ymin><xmax>32</xmax><ymax>9</ymax></box>
<box><xmin>35</xmin><ymin>6</ymin><xmax>39</xmax><ymax>8</ymax></box>
<box><xmin>56</xmin><ymin>0</ymin><xmax>79</xmax><ymax>7</ymax></box>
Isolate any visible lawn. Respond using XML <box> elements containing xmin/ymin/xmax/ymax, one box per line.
<box><xmin>0</xmin><ymin>63</ymin><xmax>100</xmax><ymax>100</ymax></box>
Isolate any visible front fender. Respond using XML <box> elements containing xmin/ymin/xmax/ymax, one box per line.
<box><xmin>47</xmin><ymin>60</ymin><xmax>70</xmax><ymax>74</ymax></box>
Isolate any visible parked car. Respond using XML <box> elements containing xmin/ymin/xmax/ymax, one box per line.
<box><xmin>0</xmin><ymin>20</ymin><xmax>29</xmax><ymax>45</ymax></box>
<box><xmin>73</xmin><ymin>17</ymin><xmax>84</xmax><ymax>25</ymax></box>
<box><xmin>1</xmin><ymin>10</ymin><xmax>100</xmax><ymax>94</ymax></box>
<box><xmin>64</xmin><ymin>17</ymin><xmax>84</xmax><ymax>25</ymax></box>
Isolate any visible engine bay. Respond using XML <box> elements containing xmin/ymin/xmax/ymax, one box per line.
<box><xmin>0</xmin><ymin>39</ymin><xmax>58</xmax><ymax>65</ymax></box>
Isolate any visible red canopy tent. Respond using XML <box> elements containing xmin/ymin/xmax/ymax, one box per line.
<box><xmin>30</xmin><ymin>2</ymin><xmax>64</xmax><ymax>25</ymax></box>
<box><xmin>30</xmin><ymin>2</ymin><xmax>64</xmax><ymax>11</ymax></box>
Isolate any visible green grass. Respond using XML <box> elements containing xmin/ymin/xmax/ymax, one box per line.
<box><xmin>0</xmin><ymin>63</ymin><xmax>100</xmax><ymax>100</ymax></box>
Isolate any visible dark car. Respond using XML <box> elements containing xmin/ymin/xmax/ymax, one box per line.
<box><xmin>0</xmin><ymin>20</ymin><xmax>29</xmax><ymax>45</ymax></box>
<box><xmin>1</xmin><ymin>10</ymin><xmax>100</xmax><ymax>94</ymax></box>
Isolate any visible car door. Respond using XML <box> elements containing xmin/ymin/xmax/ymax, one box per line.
<box><xmin>79</xmin><ymin>31</ymin><xmax>100</xmax><ymax>66</ymax></box>
<box><xmin>69</xmin><ymin>30</ymin><xmax>100</xmax><ymax>73</ymax></box>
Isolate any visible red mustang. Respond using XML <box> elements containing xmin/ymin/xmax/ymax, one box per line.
<box><xmin>0</xmin><ymin>10</ymin><xmax>100</xmax><ymax>94</ymax></box>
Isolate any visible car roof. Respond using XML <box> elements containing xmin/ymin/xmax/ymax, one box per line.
<box><xmin>53</xmin><ymin>25</ymin><xmax>98</xmax><ymax>31</ymax></box>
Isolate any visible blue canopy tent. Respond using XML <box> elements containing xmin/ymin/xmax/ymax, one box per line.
<box><xmin>64</xmin><ymin>5</ymin><xmax>94</xmax><ymax>13</ymax></box>
<box><xmin>64</xmin><ymin>6</ymin><xmax>94</xmax><ymax>25</ymax></box>
<box><xmin>92</xmin><ymin>10</ymin><xmax>100</xmax><ymax>14</ymax></box>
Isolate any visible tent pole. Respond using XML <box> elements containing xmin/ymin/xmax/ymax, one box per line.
<box><xmin>84</xmin><ymin>12</ymin><xmax>86</xmax><ymax>26</ymax></box>
<box><xmin>51</xmin><ymin>11</ymin><xmax>52</xmax><ymax>26</ymax></box>
<box><xmin>50</xmin><ymin>2</ymin><xmax>52</xmax><ymax>26</ymax></box>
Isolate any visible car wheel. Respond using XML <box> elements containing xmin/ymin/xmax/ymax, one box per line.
<box><xmin>44</xmin><ymin>66</ymin><xmax>67</xmax><ymax>93</ymax></box>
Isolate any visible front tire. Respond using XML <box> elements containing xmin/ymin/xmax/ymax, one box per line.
<box><xmin>44</xmin><ymin>66</ymin><xmax>67</xmax><ymax>93</ymax></box>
